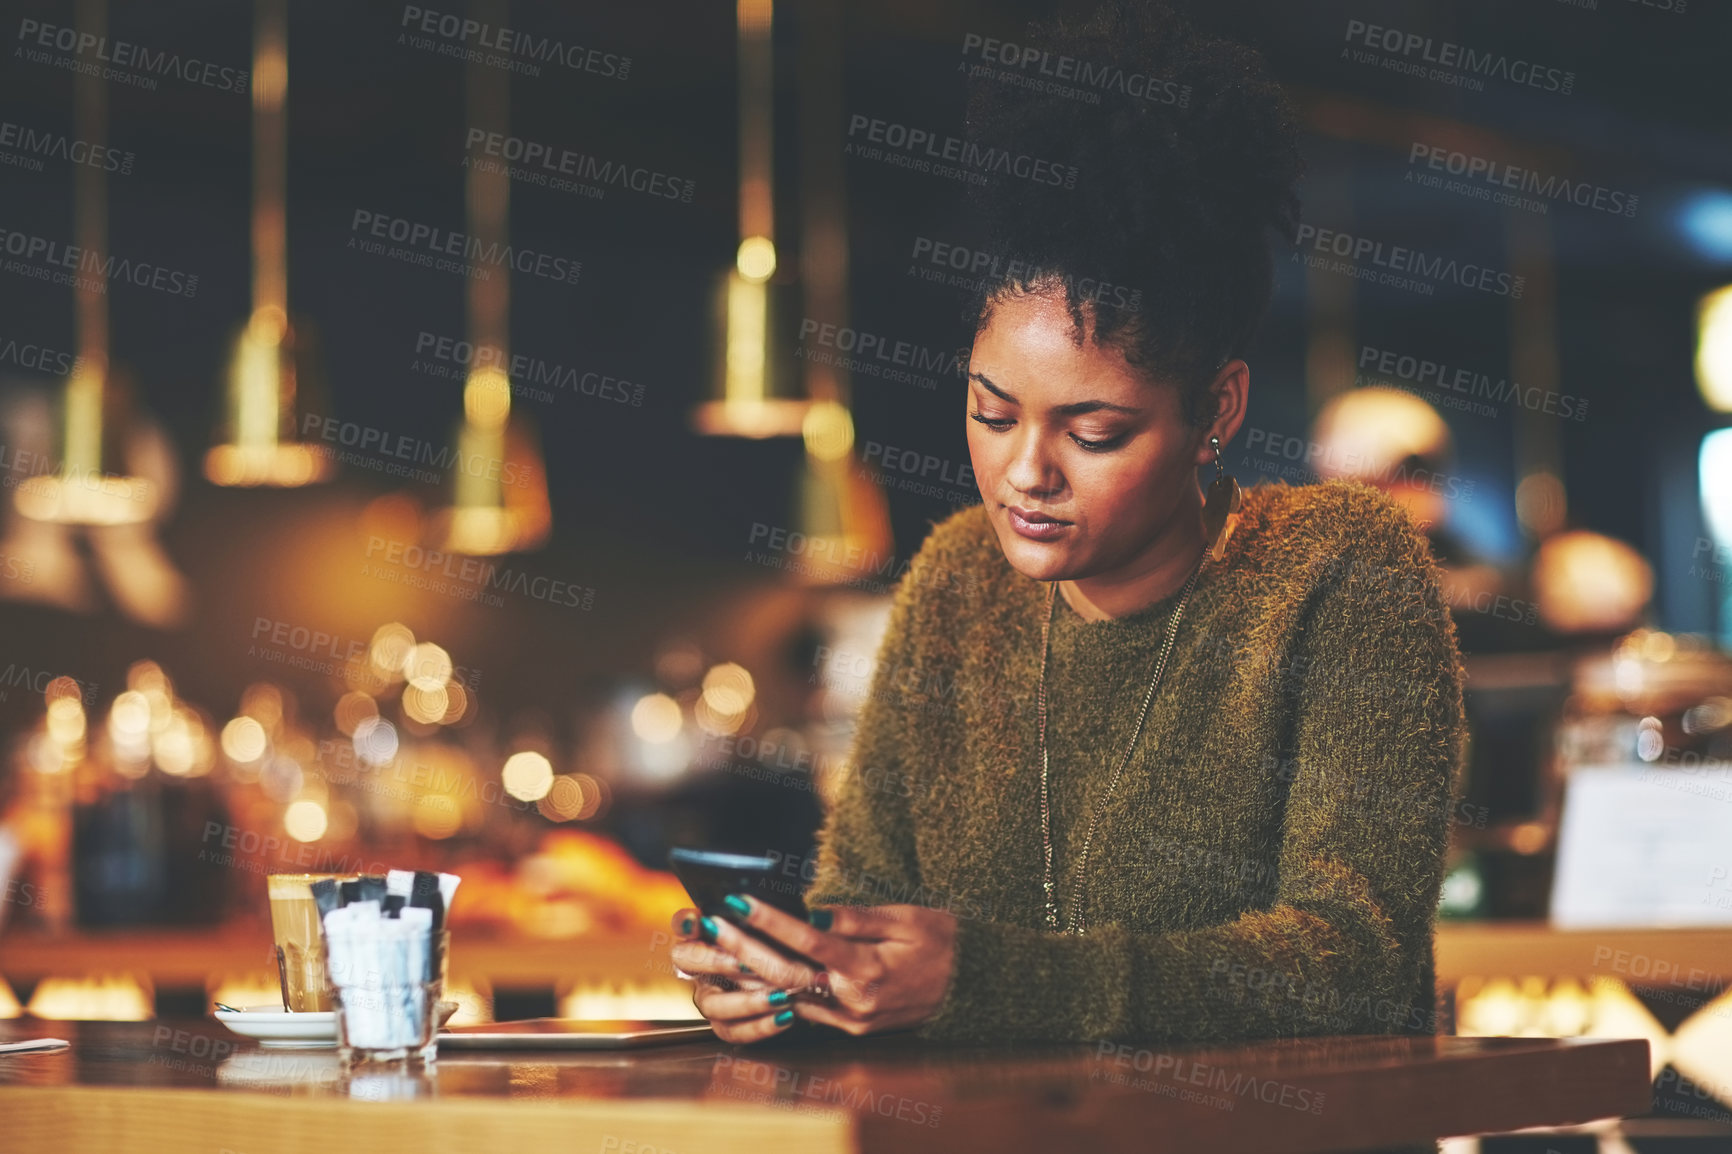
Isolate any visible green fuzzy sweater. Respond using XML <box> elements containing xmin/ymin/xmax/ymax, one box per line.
<box><xmin>806</xmin><ymin>478</ymin><xmax>1468</xmax><ymax>1046</ymax></box>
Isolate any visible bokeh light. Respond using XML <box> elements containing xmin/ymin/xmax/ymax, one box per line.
<box><xmin>700</xmin><ymin>663</ymin><xmax>754</xmax><ymax>715</ymax></box>
<box><xmin>630</xmin><ymin>693</ymin><xmax>683</xmax><ymax>744</ymax></box>
<box><xmin>502</xmin><ymin>751</ymin><xmax>555</xmax><ymax>802</ymax></box>
<box><xmin>284</xmin><ymin>799</ymin><xmax>328</xmax><ymax>843</ymax></box>
<box><xmin>403</xmin><ymin>681</ymin><xmax>450</xmax><ymax>725</ymax></box>
<box><xmin>353</xmin><ymin>715</ymin><xmax>399</xmax><ymax>766</ymax></box>
<box><xmin>369</xmin><ymin>623</ymin><xmax>416</xmax><ymax>680</ymax></box>
<box><xmin>412</xmin><ymin>794</ymin><xmax>462</xmax><ymax>839</ymax></box>
<box><xmin>220</xmin><ymin>716</ymin><xmax>268</xmax><ymax>764</ymax></box>
<box><xmin>736</xmin><ymin>235</ymin><xmax>776</xmax><ymax>281</ymax></box>
<box><xmin>403</xmin><ymin>642</ymin><xmax>453</xmax><ymax>690</ymax></box>
<box><xmin>334</xmin><ymin>691</ymin><xmax>377</xmax><ymax>736</ymax></box>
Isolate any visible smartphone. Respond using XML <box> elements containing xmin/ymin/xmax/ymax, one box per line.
<box><xmin>666</xmin><ymin>849</ymin><xmax>829</xmax><ymax>1037</ymax></box>
<box><xmin>666</xmin><ymin>848</ymin><xmax>808</xmax><ymax>940</ymax></box>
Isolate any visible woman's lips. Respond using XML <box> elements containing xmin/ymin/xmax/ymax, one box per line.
<box><xmin>1006</xmin><ymin>505</ymin><xmax>1072</xmax><ymax>541</ymax></box>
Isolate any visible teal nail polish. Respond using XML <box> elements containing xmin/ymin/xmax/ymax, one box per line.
<box><xmin>808</xmin><ymin>908</ymin><xmax>833</xmax><ymax>931</ymax></box>
<box><xmin>722</xmin><ymin>893</ymin><xmax>752</xmax><ymax>917</ymax></box>
<box><xmin>738</xmin><ymin>961</ymin><xmax>752</xmax><ymax>974</ymax></box>
<box><xmin>774</xmin><ymin>1009</ymin><xmax>794</xmax><ymax>1027</ymax></box>
<box><xmin>679</xmin><ymin>914</ymin><xmax>694</xmax><ymax>936</ymax></box>
<box><xmin>767</xmin><ymin>989</ymin><xmax>790</xmax><ymax>1007</ymax></box>
<box><xmin>699</xmin><ymin>915</ymin><xmax>719</xmax><ymax>942</ymax></box>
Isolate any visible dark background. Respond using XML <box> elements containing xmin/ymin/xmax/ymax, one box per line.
<box><xmin>1</xmin><ymin>0</ymin><xmax>1727</xmax><ymax>823</ymax></box>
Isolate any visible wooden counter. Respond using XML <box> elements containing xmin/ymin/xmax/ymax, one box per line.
<box><xmin>0</xmin><ymin>1018</ymin><xmax>1651</xmax><ymax>1154</ymax></box>
<box><xmin>0</xmin><ymin>926</ymin><xmax>665</xmax><ymax>986</ymax></box>
<box><xmin>11</xmin><ymin>921</ymin><xmax>1729</xmax><ymax>985</ymax></box>
<box><xmin>1435</xmin><ymin>922</ymin><xmax>1732</xmax><ymax>983</ymax></box>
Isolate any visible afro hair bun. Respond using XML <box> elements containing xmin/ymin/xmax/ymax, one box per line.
<box><xmin>962</xmin><ymin>0</ymin><xmax>1304</xmax><ymax>424</ymax></box>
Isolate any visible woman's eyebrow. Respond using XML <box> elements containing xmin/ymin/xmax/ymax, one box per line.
<box><xmin>969</xmin><ymin>372</ymin><xmax>1141</xmax><ymax>416</ymax></box>
<box><xmin>969</xmin><ymin>372</ymin><xmax>1018</xmax><ymax>403</ymax></box>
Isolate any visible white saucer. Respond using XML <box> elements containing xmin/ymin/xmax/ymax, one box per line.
<box><xmin>214</xmin><ymin>1006</ymin><xmax>337</xmax><ymax>1047</ymax></box>
<box><xmin>214</xmin><ymin>1001</ymin><xmax>458</xmax><ymax>1048</ymax></box>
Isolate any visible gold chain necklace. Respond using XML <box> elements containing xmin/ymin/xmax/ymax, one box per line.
<box><xmin>1037</xmin><ymin>554</ymin><xmax>1206</xmax><ymax>935</ymax></box>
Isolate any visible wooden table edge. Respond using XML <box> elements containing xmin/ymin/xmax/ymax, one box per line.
<box><xmin>2</xmin><ymin>1082</ymin><xmax>859</xmax><ymax>1154</ymax></box>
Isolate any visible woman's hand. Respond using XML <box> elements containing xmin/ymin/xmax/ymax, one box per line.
<box><xmin>669</xmin><ymin>898</ymin><xmax>957</xmax><ymax>1043</ymax></box>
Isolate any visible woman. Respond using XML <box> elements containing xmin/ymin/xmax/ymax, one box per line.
<box><xmin>672</xmin><ymin>0</ymin><xmax>1465</xmax><ymax>1046</ymax></box>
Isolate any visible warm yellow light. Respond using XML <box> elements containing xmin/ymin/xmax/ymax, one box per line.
<box><xmin>437</xmin><ymin>504</ymin><xmax>523</xmax><ymax>557</ymax></box>
<box><xmin>240</xmin><ymin>683</ymin><xmax>285</xmax><ymax>730</ymax></box>
<box><xmin>1696</xmin><ymin>284</ymin><xmax>1732</xmax><ymax>413</ymax></box>
<box><xmin>736</xmin><ymin>0</ymin><xmax>773</xmax><ymax>34</ymax></box>
<box><xmin>700</xmin><ymin>662</ymin><xmax>755</xmax><ymax>716</ymax></box>
<box><xmin>221</xmin><ymin>716</ymin><xmax>269</xmax><ymax>763</ymax></box>
<box><xmin>464</xmin><ymin>366</ymin><xmax>512</xmax><ymax>431</ymax></box>
<box><xmin>253</xmin><ymin>42</ymin><xmax>287</xmax><ymax>111</ymax></box>
<box><xmin>248</xmin><ymin>304</ymin><xmax>288</xmax><ymax>342</ymax></box>
<box><xmin>1456</xmin><ymin>976</ymin><xmax>1523</xmax><ymax>1036</ymax></box>
<box><xmin>206</xmin><ymin>304</ymin><xmax>334</xmax><ymax>488</ymax></box>
<box><xmin>127</xmin><ymin>660</ymin><xmax>169</xmax><ymax>695</ymax></box>
<box><xmin>203</xmin><ymin>443</ymin><xmax>333</xmax><ymax>487</ymax></box>
<box><xmin>18</xmin><ymin>360</ymin><xmax>160</xmax><ymax>523</ymax></box>
<box><xmin>15</xmin><ymin>471</ymin><xmax>158</xmax><ymax>525</ymax></box>
<box><xmin>412</xmin><ymin>793</ymin><xmax>462</xmax><ymax>839</ymax></box>
<box><xmin>403</xmin><ymin>681</ymin><xmax>450</xmax><ymax>725</ymax></box>
<box><xmin>334</xmin><ymin>691</ymin><xmax>377</xmax><ymax>736</ymax></box>
<box><xmin>573</xmin><ymin>773</ymin><xmax>606</xmax><ymax>819</ymax></box>
<box><xmin>1310</xmin><ymin>387</ymin><xmax>1451</xmax><ymax>482</ymax></box>
<box><xmin>233</xmin><ymin>312</ymin><xmax>281</xmax><ymax>447</ymax></box>
<box><xmin>205</xmin><ymin>976</ymin><xmax>281</xmax><ymax>1015</ymax></box>
<box><xmin>695</xmin><ymin>695</ymin><xmax>749</xmax><ymax>736</ymax></box>
<box><xmin>725</xmin><ymin>273</ymin><xmax>767</xmax><ymax>402</ymax></box>
<box><xmin>502</xmin><ymin>751</ymin><xmax>555</xmax><ymax>802</ymax></box>
<box><xmin>690</xmin><ymin>397</ymin><xmax>811</xmax><ymax>438</ymax></box>
<box><xmin>1532</xmin><ymin>530</ymin><xmax>1654</xmax><ymax>634</ymax></box>
<box><xmin>284</xmin><ymin>799</ymin><xmax>327</xmax><ymax>843</ymax></box>
<box><xmin>369</xmin><ymin>623</ymin><xmax>416</xmax><ymax>679</ymax></box>
<box><xmin>126</xmin><ymin>654</ymin><xmax>168</xmax><ymax>693</ymax></box>
<box><xmin>0</xmin><ymin>976</ymin><xmax>22</xmax><ymax>1019</ymax></box>
<box><xmin>440</xmin><ymin>680</ymin><xmax>469</xmax><ymax>725</ymax></box>
<box><xmin>403</xmin><ymin>642</ymin><xmax>453</xmax><ymax>689</ymax></box>
<box><xmin>27</xmin><ymin>734</ymin><xmax>71</xmax><ymax>775</ymax></box>
<box><xmin>1515</xmin><ymin>471</ymin><xmax>1566</xmax><ymax>537</ymax></box>
<box><xmin>109</xmin><ymin>691</ymin><xmax>151</xmax><ymax>739</ymax></box>
<box><xmin>154</xmin><ymin>710</ymin><xmax>208</xmax><ymax>776</ymax></box>
<box><xmin>46</xmin><ymin>697</ymin><xmax>86</xmax><ymax>746</ymax></box>
<box><xmin>559</xmin><ymin>981</ymin><xmax>697</xmax><ymax>1021</ymax></box>
<box><xmin>736</xmin><ymin>236</ymin><xmax>777</xmax><ymax>282</ymax></box>
<box><xmin>1539</xmin><ymin>977</ymin><xmax>1592</xmax><ymax>1037</ymax></box>
<box><xmin>539</xmin><ymin>774</ymin><xmax>588</xmax><ymax>821</ymax></box>
<box><xmin>25</xmin><ymin>976</ymin><xmax>153</xmax><ymax>1021</ymax></box>
<box><xmin>630</xmin><ymin>693</ymin><xmax>683</xmax><ymax>743</ymax></box>
<box><xmin>802</xmin><ymin>400</ymin><xmax>855</xmax><ymax>463</ymax></box>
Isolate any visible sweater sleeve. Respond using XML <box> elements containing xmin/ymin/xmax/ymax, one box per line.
<box><xmin>802</xmin><ymin>532</ymin><xmax>938</xmax><ymax>911</ymax></box>
<box><xmin>916</xmin><ymin>518</ymin><xmax>1468</xmax><ymax>1044</ymax></box>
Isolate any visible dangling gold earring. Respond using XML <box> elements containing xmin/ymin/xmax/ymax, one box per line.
<box><xmin>1200</xmin><ymin>434</ymin><xmax>1241</xmax><ymax>562</ymax></box>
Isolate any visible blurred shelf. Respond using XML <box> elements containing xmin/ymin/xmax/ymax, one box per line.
<box><xmin>1438</xmin><ymin>921</ymin><xmax>1732</xmax><ymax>983</ymax></box>
<box><xmin>0</xmin><ymin>926</ymin><xmax>668</xmax><ymax>986</ymax></box>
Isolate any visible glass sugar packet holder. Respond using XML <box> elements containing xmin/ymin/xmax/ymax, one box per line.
<box><xmin>314</xmin><ymin>870</ymin><xmax>459</xmax><ymax>1067</ymax></box>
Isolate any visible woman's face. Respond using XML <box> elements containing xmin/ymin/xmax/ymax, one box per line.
<box><xmin>965</xmin><ymin>288</ymin><xmax>1209</xmax><ymax>584</ymax></box>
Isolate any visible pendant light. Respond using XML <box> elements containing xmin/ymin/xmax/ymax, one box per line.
<box><xmin>786</xmin><ymin>0</ymin><xmax>890</xmax><ymax>581</ymax></box>
<box><xmin>14</xmin><ymin>0</ymin><xmax>157</xmax><ymax>526</ymax></box>
<box><xmin>204</xmin><ymin>0</ymin><xmax>334</xmax><ymax>487</ymax></box>
<box><xmin>692</xmin><ymin>0</ymin><xmax>808</xmax><ymax>438</ymax></box>
<box><xmin>427</xmin><ymin>0</ymin><xmax>550</xmax><ymax>556</ymax></box>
